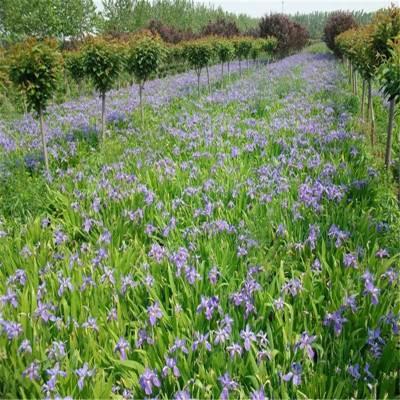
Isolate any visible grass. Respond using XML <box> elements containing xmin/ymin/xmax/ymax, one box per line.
<box><xmin>0</xmin><ymin>51</ymin><xmax>399</xmax><ymax>399</ymax></box>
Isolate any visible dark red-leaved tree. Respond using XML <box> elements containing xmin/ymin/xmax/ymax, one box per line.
<box><xmin>201</xmin><ymin>18</ymin><xmax>240</xmax><ymax>38</ymax></box>
<box><xmin>259</xmin><ymin>14</ymin><xmax>308</xmax><ymax>55</ymax></box>
<box><xmin>323</xmin><ymin>11</ymin><xmax>358</xmax><ymax>57</ymax></box>
<box><xmin>148</xmin><ymin>20</ymin><xmax>195</xmax><ymax>44</ymax></box>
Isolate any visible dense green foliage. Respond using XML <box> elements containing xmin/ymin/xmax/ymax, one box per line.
<box><xmin>126</xmin><ymin>34</ymin><xmax>166</xmax><ymax>83</ymax></box>
<box><xmin>334</xmin><ymin>5</ymin><xmax>400</xmax><ymax>169</ymax></box>
<box><xmin>378</xmin><ymin>39</ymin><xmax>400</xmax><ymax>103</ymax></box>
<box><xmin>8</xmin><ymin>40</ymin><xmax>62</xmax><ymax>114</ymax></box>
<box><xmin>101</xmin><ymin>0</ymin><xmax>258</xmax><ymax>34</ymax></box>
<box><xmin>64</xmin><ymin>51</ymin><xmax>86</xmax><ymax>85</ymax></box>
<box><xmin>0</xmin><ymin>0</ymin><xmax>99</xmax><ymax>41</ymax></box>
<box><xmin>82</xmin><ymin>39</ymin><xmax>122</xmax><ymax>95</ymax></box>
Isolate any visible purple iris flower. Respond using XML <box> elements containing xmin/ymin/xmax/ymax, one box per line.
<box><xmin>295</xmin><ymin>331</ymin><xmax>317</xmax><ymax>360</ymax></box>
<box><xmin>139</xmin><ymin>368</ymin><xmax>161</xmax><ymax>396</ymax></box>
<box><xmin>282</xmin><ymin>363</ymin><xmax>302</xmax><ymax>386</ymax></box>
<box><xmin>147</xmin><ymin>302</ymin><xmax>163</xmax><ymax>326</ymax></box>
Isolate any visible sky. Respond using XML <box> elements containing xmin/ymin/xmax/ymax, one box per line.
<box><xmin>94</xmin><ymin>0</ymin><xmax>398</xmax><ymax>17</ymax></box>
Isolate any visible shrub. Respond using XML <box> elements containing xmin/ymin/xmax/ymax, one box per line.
<box><xmin>8</xmin><ymin>39</ymin><xmax>62</xmax><ymax>173</ymax></box>
<box><xmin>82</xmin><ymin>38</ymin><xmax>122</xmax><ymax>141</ymax></box>
<box><xmin>323</xmin><ymin>12</ymin><xmax>357</xmax><ymax>57</ymax></box>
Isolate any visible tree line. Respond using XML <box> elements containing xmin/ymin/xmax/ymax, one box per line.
<box><xmin>2</xmin><ymin>33</ymin><xmax>284</xmax><ymax>174</ymax></box>
<box><xmin>0</xmin><ymin>0</ymin><xmax>258</xmax><ymax>42</ymax></box>
<box><xmin>323</xmin><ymin>6</ymin><xmax>399</xmax><ymax>170</ymax></box>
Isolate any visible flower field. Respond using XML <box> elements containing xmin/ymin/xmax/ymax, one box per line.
<box><xmin>0</xmin><ymin>49</ymin><xmax>399</xmax><ymax>399</ymax></box>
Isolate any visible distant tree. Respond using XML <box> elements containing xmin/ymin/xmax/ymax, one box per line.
<box><xmin>0</xmin><ymin>0</ymin><xmax>98</xmax><ymax>39</ymax></box>
<box><xmin>324</xmin><ymin>12</ymin><xmax>358</xmax><ymax>57</ymax></box>
<box><xmin>201</xmin><ymin>18</ymin><xmax>240</xmax><ymax>37</ymax></box>
<box><xmin>259</xmin><ymin>14</ymin><xmax>308</xmax><ymax>54</ymax></box>
<box><xmin>148</xmin><ymin>19</ymin><xmax>195</xmax><ymax>44</ymax></box>
<box><xmin>8</xmin><ymin>39</ymin><xmax>62</xmax><ymax>173</ymax></box>
<box><xmin>102</xmin><ymin>0</ymin><xmax>136</xmax><ymax>33</ymax></box>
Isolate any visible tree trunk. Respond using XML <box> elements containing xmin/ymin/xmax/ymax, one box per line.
<box><xmin>367</xmin><ymin>80</ymin><xmax>372</xmax><ymax>123</ymax></box>
<box><xmin>39</xmin><ymin>107</ymin><xmax>49</xmax><ymax>174</ymax></box>
<box><xmin>206</xmin><ymin>65</ymin><xmax>211</xmax><ymax>95</ymax></box>
<box><xmin>361</xmin><ymin>80</ymin><xmax>366</xmax><ymax>120</ymax></box>
<box><xmin>348</xmin><ymin>61</ymin><xmax>352</xmax><ymax>85</ymax></box>
<box><xmin>227</xmin><ymin>62</ymin><xmax>230</xmax><ymax>82</ymax></box>
<box><xmin>139</xmin><ymin>82</ymin><xmax>144</xmax><ymax>129</ymax></box>
<box><xmin>239</xmin><ymin>59</ymin><xmax>242</xmax><ymax>77</ymax></box>
<box><xmin>101</xmin><ymin>92</ymin><xmax>106</xmax><ymax>141</ymax></box>
<box><xmin>370</xmin><ymin>97</ymin><xmax>376</xmax><ymax>148</ymax></box>
<box><xmin>385</xmin><ymin>99</ymin><xmax>396</xmax><ymax>168</ymax></box>
<box><xmin>353</xmin><ymin>69</ymin><xmax>357</xmax><ymax>96</ymax></box>
<box><xmin>221</xmin><ymin>63</ymin><xmax>224</xmax><ymax>81</ymax></box>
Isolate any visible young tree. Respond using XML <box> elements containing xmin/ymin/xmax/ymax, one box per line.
<box><xmin>8</xmin><ymin>39</ymin><xmax>62</xmax><ymax>174</ymax></box>
<box><xmin>183</xmin><ymin>39</ymin><xmax>213</xmax><ymax>96</ymax></box>
<box><xmin>126</xmin><ymin>34</ymin><xmax>165</xmax><ymax>127</ymax></box>
<box><xmin>250</xmin><ymin>38</ymin><xmax>262</xmax><ymax>67</ymax></box>
<box><xmin>369</xmin><ymin>6</ymin><xmax>400</xmax><ymax>150</ymax></box>
<box><xmin>213</xmin><ymin>38</ymin><xmax>235</xmax><ymax>81</ymax></box>
<box><xmin>82</xmin><ymin>38</ymin><xmax>122</xmax><ymax>141</ymax></box>
<box><xmin>378</xmin><ymin>39</ymin><xmax>400</xmax><ymax>168</ymax></box>
<box><xmin>233</xmin><ymin>37</ymin><xmax>252</xmax><ymax>75</ymax></box>
<box><xmin>260</xmin><ymin>36</ymin><xmax>278</xmax><ymax>62</ymax></box>
<box><xmin>64</xmin><ymin>50</ymin><xmax>86</xmax><ymax>92</ymax></box>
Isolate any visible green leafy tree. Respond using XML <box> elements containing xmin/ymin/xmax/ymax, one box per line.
<box><xmin>213</xmin><ymin>38</ymin><xmax>235</xmax><ymax>81</ymax></box>
<box><xmin>102</xmin><ymin>0</ymin><xmax>137</xmax><ymax>33</ymax></box>
<box><xmin>183</xmin><ymin>39</ymin><xmax>213</xmax><ymax>96</ymax></box>
<box><xmin>260</xmin><ymin>36</ymin><xmax>278</xmax><ymax>61</ymax></box>
<box><xmin>250</xmin><ymin>38</ymin><xmax>264</xmax><ymax>67</ymax></box>
<box><xmin>64</xmin><ymin>50</ymin><xmax>86</xmax><ymax>91</ymax></box>
<box><xmin>378</xmin><ymin>38</ymin><xmax>400</xmax><ymax>168</ymax></box>
<box><xmin>233</xmin><ymin>36</ymin><xmax>252</xmax><ymax>75</ymax></box>
<box><xmin>0</xmin><ymin>0</ymin><xmax>98</xmax><ymax>39</ymax></box>
<box><xmin>8</xmin><ymin>39</ymin><xmax>62</xmax><ymax>173</ymax></box>
<box><xmin>82</xmin><ymin>39</ymin><xmax>122</xmax><ymax>140</ymax></box>
<box><xmin>126</xmin><ymin>34</ymin><xmax>166</xmax><ymax>127</ymax></box>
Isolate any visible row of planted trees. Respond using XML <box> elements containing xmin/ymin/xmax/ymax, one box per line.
<box><xmin>4</xmin><ymin>33</ymin><xmax>278</xmax><ymax>173</ymax></box>
<box><xmin>334</xmin><ymin>5</ymin><xmax>400</xmax><ymax>169</ymax></box>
